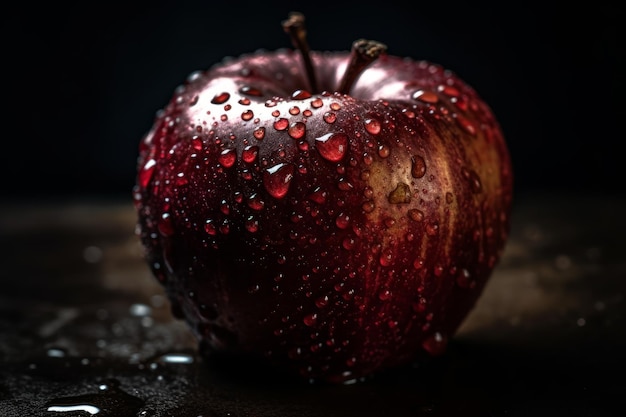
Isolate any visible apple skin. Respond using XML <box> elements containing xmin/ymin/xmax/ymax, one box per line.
<box><xmin>133</xmin><ymin>47</ymin><xmax>513</xmax><ymax>383</ymax></box>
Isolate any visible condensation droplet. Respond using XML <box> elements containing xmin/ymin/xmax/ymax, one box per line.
<box><xmin>242</xmin><ymin>145</ymin><xmax>259</xmax><ymax>163</ymax></box>
<box><xmin>315</xmin><ymin>132</ymin><xmax>348</xmax><ymax>162</ymax></box>
<box><xmin>288</xmin><ymin>122</ymin><xmax>306</xmax><ymax>139</ymax></box>
<box><xmin>239</xmin><ymin>86</ymin><xmax>263</xmax><ymax>96</ymax></box>
<box><xmin>412</xmin><ymin>90</ymin><xmax>438</xmax><ymax>103</ymax></box>
<box><xmin>364</xmin><ymin>118</ymin><xmax>381</xmax><ymax>135</ymax></box>
<box><xmin>408</xmin><ymin>208</ymin><xmax>424</xmax><ymax>222</ymax></box>
<box><xmin>422</xmin><ymin>332</ymin><xmax>448</xmax><ymax>356</ymax></box>
<box><xmin>411</xmin><ymin>155</ymin><xmax>426</xmax><ymax>178</ymax></box>
<box><xmin>335</xmin><ymin>213</ymin><xmax>350</xmax><ymax>229</ymax></box>
<box><xmin>323</xmin><ymin>112</ymin><xmax>337</xmax><ymax>124</ymax></box>
<box><xmin>253</xmin><ymin>126</ymin><xmax>266</xmax><ymax>140</ymax></box>
<box><xmin>241</xmin><ymin>109</ymin><xmax>254</xmax><ymax>121</ymax></box>
<box><xmin>292</xmin><ymin>89</ymin><xmax>312</xmax><ymax>99</ymax></box>
<box><xmin>273</xmin><ymin>118</ymin><xmax>289</xmax><ymax>131</ymax></box>
<box><xmin>263</xmin><ymin>163</ymin><xmax>295</xmax><ymax>199</ymax></box>
<box><xmin>139</xmin><ymin>159</ymin><xmax>156</xmax><ymax>188</ymax></box>
<box><xmin>218</xmin><ymin>148</ymin><xmax>237</xmax><ymax>168</ymax></box>
<box><xmin>211</xmin><ymin>92</ymin><xmax>230</xmax><ymax>104</ymax></box>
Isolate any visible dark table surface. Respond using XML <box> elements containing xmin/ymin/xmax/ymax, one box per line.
<box><xmin>1</xmin><ymin>190</ymin><xmax>625</xmax><ymax>417</ymax></box>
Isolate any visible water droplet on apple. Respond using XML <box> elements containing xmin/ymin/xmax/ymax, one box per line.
<box><xmin>412</xmin><ymin>90</ymin><xmax>438</xmax><ymax>103</ymax></box>
<box><xmin>211</xmin><ymin>92</ymin><xmax>230</xmax><ymax>104</ymax></box>
<box><xmin>303</xmin><ymin>313</ymin><xmax>318</xmax><ymax>326</ymax></box>
<box><xmin>311</xmin><ymin>97</ymin><xmax>323</xmax><ymax>108</ymax></box>
<box><xmin>247</xmin><ymin>193</ymin><xmax>265</xmax><ymax>210</ymax></box>
<box><xmin>263</xmin><ymin>163</ymin><xmax>295</xmax><ymax>199</ymax></box>
<box><xmin>241</xmin><ymin>109</ymin><xmax>254</xmax><ymax>121</ymax></box>
<box><xmin>289</xmin><ymin>106</ymin><xmax>301</xmax><ymax>115</ymax></box>
<box><xmin>288</xmin><ymin>122</ymin><xmax>306</xmax><ymax>139</ymax></box>
<box><xmin>158</xmin><ymin>213</ymin><xmax>174</xmax><ymax>236</ymax></box>
<box><xmin>239</xmin><ymin>97</ymin><xmax>251</xmax><ymax>105</ymax></box>
<box><xmin>378</xmin><ymin>145</ymin><xmax>390</xmax><ymax>158</ymax></box>
<box><xmin>191</xmin><ymin>136</ymin><xmax>203</xmax><ymax>151</ymax></box>
<box><xmin>422</xmin><ymin>332</ymin><xmax>448</xmax><ymax>356</ymax></box>
<box><xmin>218</xmin><ymin>148</ymin><xmax>237</xmax><ymax>168</ymax></box>
<box><xmin>315</xmin><ymin>132</ymin><xmax>348</xmax><ymax>162</ymax></box>
<box><xmin>362</xmin><ymin>201</ymin><xmax>375</xmax><ymax>213</ymax></box>
<box><xmin>139</xmin><ymin>159</ymin><xmax>156</xmax><ymax>188</ymax></box>
<box><xmin>315</xmin><ymin>295</ymin><xmax>329</xmax><ymax>308</ymax></box>
<box><xmin>241</xmin><ymin>145</ymin><xmax>259</xmax><ymax>163</ymax></box>
<box><xmin>461</xmin><ymin>167</ymin><xmax>482</xmax><ymax>193</ymax></box>
<box><xmin>388</xmin><ymin>182</ymin><xmax>412</xmax><ymax>204</ymax></box>
<box><xmin>364</xmin><ymin>118</ymin><xmax>381</xmax><ymax>135</ymax></box>
<box><xmin>455</xmin><ymin>114</ymin><xmax>477</xmax><ymax>136</ymax></box>
<box><xmin>273</xmin><ymin>118</ymin><xmax>289</xmax><ymax>131</ymax></box>
<box><xmin>204</xmin><ymin>219</ymin><xmax>217</xmax><ymax>235</ymax></box>
<box><xmin>411</xmin><ymin>155</ymin><xmax>427</xmax><ymax>178</ymax></box>
<box><xmin>239</xmin><ymin>86</ymin><xmax>263</xmax><ymax>96</ymax></box>
<box><xmin>253</xmin><ymin>126</ymin><xmax>266</xmax><ymax>140</ymax></box>
<box><xmin>335</xmin><ymin>213</ymin><xmax>350</xmax><ymax>229</ymax></box>
<box><xmin>292</xmin><ymin>89</ymin><xmax>312</xmax><ymax>99</ymax></box>
<box><xmin>408</xmin><ymin>208</ymin><xmax>424</xmax><ymax>222</ymax></box>
<box><xmin>342</xmin><ymin>237</ymin><xmax>356</xmax><ymax>250</ymax></box>
<box><xmin>323</xmin><ymin>112</ymin><xmax>337</xmax><ymax>124</ymax></box>
<box><xmin>307</xmin><ymin>187</ymin><xmax>327</xmax><ymax>204</ymax></box>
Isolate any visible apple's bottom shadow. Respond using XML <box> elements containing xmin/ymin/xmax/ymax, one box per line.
<box><xmin>192</xmin><ymin>338</ymin><xmax>625</xmax><ymax>417</ymax></box>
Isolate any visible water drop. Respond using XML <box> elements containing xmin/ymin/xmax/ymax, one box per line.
<box><xmin>211</xmin><ymin>92</ymin><xmax>230</xmax><ymax>104</ymax></box>
<box><xmin>307</xmin><ymin>187</ymin><xmax>327</xmax><ymax>204</ymax></box>
<box><xmin>263</xmin><ymin>163</ymin><xmax>295</xmax><ymax>199</ymax></box>
<box><xmin>242</xmin><ymin>145</ymin><xmax>259</xmax><ymax>163</ymax></box>
<box><xmin>323</xmin><ymin>112</ymin><xmax>337</xmax><ymax>123</ymax></box>
<box><xmin>311</xmin><ymin>97</ymin><xmax>323</xmax><ymax>108</ymax></box>
<box><xmin>241</xmin><ymin>109</ymin><xmax>254</xmax><ymax>121</ymax></box>
<box><xmin>412</xmin><ymin>90</ymin><xmax>438</xmax><ymax>103</ymax></box>
<box><xmin>288</xmin><ymin>122</ymin><xmax>306</xmax><ymax>139</ymax></box>
<box><xmin>204</xmin><ymin>219</ymin><xmax>217</xmax><ymax>235</ymax></box>
<box><xmin>289</xmin><ymin>106</ymin><xmax>301</xmax><ymax>115</ymax></box>
<box><xmin>335</xmin><ymin>213</ymin><xmax>350</xmax><ymax>229</ymax></box>
<box><xmin>292</xmin><ymin>89</ymin><xmax>312</xmax><ymax>99</ymax></box>
<box><xmin>422</xmin><ymin>332</ymin><xmax>448</xmax><ymax>356</ymax></box>
<box><xmin>455</xmin><ymin>114</ymin><xmax>477</xmax><ymax>136</ymax></box>
<box><xmin>245</xmin><ymin>216</ymin><xmax>259</xmax><ymax>232</ymax></box>
<box><xmin>315</xmin><ymin>132</ymin><xmax>348</xmax><ymax>162</ymax></box>
<box><xmin>408</xmin><ymin>208</ymin><xmax>424</xmax><ymax>221</ymax></box>
<box><xmin>158</xmin><ymin>213</ymin><xmax>174</xmax><ymax>236</ymax></box>
<box><xmin>253</xmin><ymin>126</ymin><xmax>266</xmax><ymax>140</ymax></box>
<box><xmin>247</xmin><ymin>193</ymin><xmax>265</xmax><ymax>210</ymax></box>
<box><xmin>461</xmin><ymin>167</ymin><xmax>482</xmax><ymax>193</ymax></box>
<box><xmin>273</xmin><ymin>118</ymin><xmax>289</xmax><ymax>131</ymax></box>
<box><xmin>377</xmin><ymin>145</ymin><xmax>390</xmax><ymax>158</ymax></box>
<box><xmin>364</xmin><ymin>118</ymin><xmax>381</xmax><ymax>135</ymax></box>
<box><xmin>303</xmin><ymin>313</ymin><xmax>318</xmax><ymax>326</ymax></box>
<box><xmin>139</xmin><ymin>159</ymin><xmax>156</xmax><ymax>188</ymax></box>
<box><xmin>411</xmin><ymin>155</ymin><xmax>427</xmax><ymax>178</ymax></box>
<box><xmin>218</xmin><ymin>148</ymin><xmax>237</xmax><ymax>168</ymax></box>
<box><xmin>239</xmin><ymin>86</ymin><xmax>263</xmax><ymax>96</ymax></box>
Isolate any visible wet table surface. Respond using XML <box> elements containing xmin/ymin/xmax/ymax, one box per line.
<box><xmin>1</xmin><ymin>191</ymin><xmax>625</xmax><ymax>417</ymax></box>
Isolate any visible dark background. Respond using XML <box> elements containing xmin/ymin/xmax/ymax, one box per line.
<box><xmin>4</xmin><ymin>1</ymin><xmax>624</xmax><ymax>202</ymax></box>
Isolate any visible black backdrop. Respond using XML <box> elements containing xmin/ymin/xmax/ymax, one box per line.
<box><xmin>5</xmin><ymin>1</ymin><xmax>624</xmax><ymax>201</ymax></box>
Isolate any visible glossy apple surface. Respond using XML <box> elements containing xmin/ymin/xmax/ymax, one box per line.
<box><xmin>133</xmin><ymin>19</ymin><xmax>513</xmax><ymax>383</ymax></box>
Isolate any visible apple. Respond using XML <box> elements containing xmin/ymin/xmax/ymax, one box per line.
<box><xmin>133</xmin><ymin>11</ymin><xmax>513</xmax><ymax>384</ymax></box>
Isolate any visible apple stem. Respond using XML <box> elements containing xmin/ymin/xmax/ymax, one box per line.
<box><xmin>282</xmin><ymin>12</ymin><xmax>319</xmax><ymax>93</ymax></box>
<box><xmin>337</xmin><ymin>39</ymin><xmax>387</xmax><ymax>94</ymax></box>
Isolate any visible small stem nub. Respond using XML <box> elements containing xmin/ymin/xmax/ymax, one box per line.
<box><xmin>337</xmin><ymin>39</ymin><xmax>388</xmax><ymax>94</ymax></box>
<box><xmin>282</xmin><ymin>11</ymin><xmax>319</xmax><ymax>93</ymax></box>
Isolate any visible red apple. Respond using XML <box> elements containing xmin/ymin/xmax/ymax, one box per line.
<box><xmin>133</xmin><ymin>12</ymin><xmax>513</xmax><ymax>384</ymax></box>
